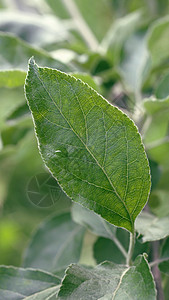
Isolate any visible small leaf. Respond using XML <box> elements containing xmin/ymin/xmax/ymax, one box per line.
<box><xmin>147</xmin><ymin>16</ymin><xmax>169</xmax><ymax>69</ymax></box>
<box><xmin>23</xmin><ymin>212</ymin><xmax>85</xmax><ymax>275</ymax></box>
<box><xmin>143</xmin><ymin>97</ymin><xmax>169</xmax><ymax>166</ymax></box>
<box><xmin>0</xmin><ymin>32</ymin><xmax>70</xmax><ymax>72</ymax></box>
<box><xmin>103</xmin><ymin>10</ymin><xmax>144</xmax><ymax>64</ymax></box>
<box><xmin>0</xmin><ymin>266</ymin><xmax>60</xmax><ymax>300</ymax></box>
<box><xmin>72</xmin><ymin>203</ymin><xmax>116</xmax><ymax>239</ymax></box>
<box><xmin>135</xmin><ymin>212</ymin><xmax>169</xmax><ymax>242</ymax></box>
<box><xmin>119</xmin><ymin>32</ymin><xmax>150</xmax><ymax>95</ymax></box>
<box><xmin>58</xmin><ymin>255</ymin><xmax>156</xmax><ymax>300</ymax></box>
<box><xmin>25</xmin><ymin>59</ymin><xmax>150</xmax><ymax>233</ymax></box>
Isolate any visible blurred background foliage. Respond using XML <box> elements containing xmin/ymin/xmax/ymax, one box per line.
<box><xmin>1</xmin><ymin>0</ymin><xmax>169</xmax><ymax>297</ymax></box>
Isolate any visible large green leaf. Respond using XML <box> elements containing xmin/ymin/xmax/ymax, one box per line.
<box><xmin>58</xmin><ymin>255</ymin><xmax>156</xmax><ymax>299</ymax></box>
<box><xmin>0</xmin><ymin>266</ymin><xmax>60</xmax><ymax>300</ymax></box>
<box><xmin>23</xmin><ymin>212</ymin><xmax>85</xmax><ymax>275</ymax></box>
<box><xmin>25</xmin><ymin>59</ymin><xmax>150</xmax><ymax>233</ymax></box>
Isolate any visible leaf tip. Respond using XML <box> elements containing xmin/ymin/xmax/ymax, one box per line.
<box><xmin>29</xmin><ymin>56</ymin><xmax>35</xmax><ymax>66</ymax></box>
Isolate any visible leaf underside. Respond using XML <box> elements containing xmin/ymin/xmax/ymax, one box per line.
<box><xmin>0</xmin><ymin>266</ymin><xmax>60</xmax><ymax>300</ymax></box>
<box><xmin>25</xmin><ymin>58</ymin><xmax>150</xmax><ymax>233</ymax></box>
<box><xmin>58</xmin><ymin>255</ymin><xmax>156</xmax><ymax>300</ymax></box>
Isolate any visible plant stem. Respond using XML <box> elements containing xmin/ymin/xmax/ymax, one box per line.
<box><xmin>62</xmin><ymin>0</ymin><xmax>99</xmax><ymax>51</ymax></box>
<box><xmin>150</xmin><ymin>257</ymin><xmax>169</xmax><ymax>268</ymax></box>
<box><xmin>126</xmin><ymin>232</ymin><xmax>135</xmax><ymax>266</ymax></box>
<box><xmin>151</xmin><ymin>241</ymin><xmax>164</xmax><ymax>300</ymax></box>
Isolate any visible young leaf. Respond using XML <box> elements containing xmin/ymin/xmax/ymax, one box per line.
<box><xmin>23</xmin><ymin>212</ymin><xmax>85</xmax><ymax>275</ymax></box>
<box><xmin>25</xmin><ymin>59</ymin><xmax>151</xmax><ymax>233</ymax></box>
<box><xmin>58</xmin><ymin>255</ymin><xmax>156</xmax><ymax>300</ymax></box>
<box><xmin>0</xmin><ymin>266</ymin><xmax>60</xmax><ymax>300</ymax></box>
<box><xmin>135</xmin><ymin>212</ymin><xmax>169</xmax><ymax>242</ymax></box>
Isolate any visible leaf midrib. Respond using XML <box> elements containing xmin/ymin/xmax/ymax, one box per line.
<box><xmin>29</xmin><ymin>64</ymin><xmax>133</xmax><ymax>228</ymax></box>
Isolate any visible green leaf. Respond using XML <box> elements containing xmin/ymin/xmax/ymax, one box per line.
<box><xmin>70</xmin><ymin>73</ymin><xmax>100</xmax><ymax>92</ymax></box>
<box><xmin>143</xmin><ymin>97</ymin><xmax>169</xmax><ymax>165</ymax></box>
<box><xmin>119</xmin><ymin>32</ymin><xmax>150</xmax><ymax>95</ymax></box>
<box><xmin>135</xmin><ymin>212</ymin><xmax>169</xmax><ymax>242</ymax></box>
<box><xmin>148</xmin><ymin>168</ymin><xmax>169</xmax><ymax>217</ymax></box>
<box><xmin>159</xmin><ymin>237</ymin><xmax>169</xmax><ymax>275</ymax></box>
<box><xmin>23</xmin><ymin>212</ymin><xmax>85</xmax><ymax>275</ymax></box>
<box><xmin>47</xmin><ymin>0</ymin><xmax>114</xmax><ymax>41</ymax></box>
<box><xmin>112</xmin><ymin>255</ymin><xmax>156</xmax><ymax>300</ymax></box>
<box><xmin>25</xmin><ymin>59</ymin><xmax>151</xmax><ymax>233</ymax></box>
<box><xmin>24</xmin><ymin>286</ymin><xmax>59</xmax><ymax>300</ymax></box>
<box><xmin>0</xmin><ymin>32</ymin><xmax>70</xmax><ymax>72</ymax></box>
<box><xmin>0</xmin><ymin>11</ymin><xmax>69</xmax><ymax>48</ymax></box>
<box><xmin>0</xmin><ymin>87</ymin><xmax>25</xmax><ymax>130</ymax></box>
<box><xmin>103</xmin><ymin>10</ymin><xmax>144</xmax><ymax>64</ymax></box>
<box><xmin>94</xmin><ymin>230</ymin><xmax>149</xmax><ymax>265</ymax></box>
<box><xmin>58</xmin><ymin>255</ymin><xmax>156</xmax><ymax>300</ymax></box>
<box><xmin>72</xmin><ymin>203</ymin><xmax>116</xmax><ymax>239</ymax></box>
<box><xmin>147</xmin><ymin>16</ymin><xmax>169</xmax><ymax>69</ymax></box>
<box><xmin>0</xmin><ymin>265</ymin><xmax>60</xmax><ymax>300</ymax></box>
<box><xmin>0</xmin><ymin>70</ymin><xmax>26</xmax><ymax>88</ymax></box>
<box><xmin>155</xmin><ymin>72</ymin><xmax>169</xmax><ymax>99</ymax></box>
<box><xmin>94</xmin><ymin>237</ymin><xmax>126</xmax><ymax>265</ymax></box>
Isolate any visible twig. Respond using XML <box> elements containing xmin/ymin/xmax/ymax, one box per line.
<box><xmin>150</xmin><ymin>257</ymin><xmax>169</xmax><ymax>268</ymax></box>
<box><xmin>62</xmin><ymin>0</ymin><xmax>99</xmax><ymax>51</ymax></box>
<box><xmin>151</xmin><ymin>241</ymin><xmax>164</xmax><ymax>300</ymax></box>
